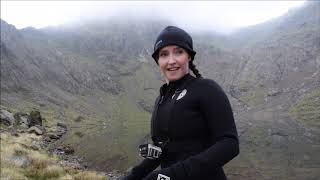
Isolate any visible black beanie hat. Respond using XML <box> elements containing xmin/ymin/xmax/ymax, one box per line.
<box><xmin>152</xmin><ymin>26</ymin><xmax>196</xmax><ymax>63</ymax></box>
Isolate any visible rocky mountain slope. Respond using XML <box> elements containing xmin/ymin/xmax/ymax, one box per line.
<box><xmin>1</xmin><ymin>1</ymin><xmax>319</xmax><ymax>179</ymax></box>
<box><xmin>0</xmin><ymin>108</ymin><xmax>108</xmax><ymax>179</ymax></box>
<box><xmin>1</xmin><ymin>17</ymin><xmax>171</xmax><ymax>171</ymax></box>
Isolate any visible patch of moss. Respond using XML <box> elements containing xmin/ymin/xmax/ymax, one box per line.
<box><xmin>289</xmin><ymin>89</ymin><xmax>320</xmax><ymax>129</ymax></box>
<box><xmin>239</xmin><ymin>87</ymin><xmax>266</xmax><ymax>106</ymax></box>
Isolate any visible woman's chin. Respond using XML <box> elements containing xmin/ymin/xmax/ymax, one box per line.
<box><xmin>164</xmin><ymin>69</ymin><xmax>189</xmax><ymax>82</ymax></box>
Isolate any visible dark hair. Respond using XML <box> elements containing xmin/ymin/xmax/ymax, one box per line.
<box><xmin>189</xmin><ymin>61</ymin><xmax>202</xmax><ymax>78</ymax></box>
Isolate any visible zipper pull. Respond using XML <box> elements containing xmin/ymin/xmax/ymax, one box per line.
<box><xmin>159</xmin><ymin>96</ymin><xmax>164</xmax><ymax>104</ymax></box>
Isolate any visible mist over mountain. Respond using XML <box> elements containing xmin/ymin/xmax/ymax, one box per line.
<box><xmin>1</xmin><ymin>1</ymin><xmax>319</xmax><ymax>179</ymax></box>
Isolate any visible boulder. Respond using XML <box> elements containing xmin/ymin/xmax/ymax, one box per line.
<box><xmin>20</xmin><ymin>116</ymin><xmax>29</xmax><ymax>127</ymax></box>
<box><xmin>1</xmin><ymin>109</ymin><xmax>14</xmax><ymax>126</ymax></box>
<box><xmin>14</xmin><ymin>112</ymin><xmax>30</xmax><ymax>127</ymax></box>
<box><xmin>74</xmin><ymin>116</ymin><xmax>84</xmax><ymax>122</ymax></box>
<box><xmin>267</xmin><ymin>88</ymin><xmax>282</xmax><ymax>97</ymax></box>
<box><xmin>20</xmin><ymin>123</ymin><xmax>29</xmax><ymax>129</ymax></box>
<box><xmin>56</xmin><ymin>145</ymin><xmax>75</xmax><ymax>155</ymax></box>
<box><xmin>11</xmin><ymin>132</ymin><xmax>19</xmax><ymax>137</ymax></box>
<box><xmin>27</xmin><ymin>125</ymin><xmax>45</xmax><ymax>135</ymax></box>
<box><xmin>9</xmin><ymin>154</ymin><xmax>29</xmax><ymax>168</ymax></box>
<box><xmin>57</xmin><ymin>122</ymin><xmax>67</xmax><ymax>129</ymax></box>
<box><xmin>63</xmin><ymin>146</ymin><xmax>75</xmax><ymax>155</ymax></box>
<box><xmin>28</xmin><ymin>110</ymin><xmax>42</xmax><ymax>127</ymax></box>
<box><xmin>46</xmin><ymin>133</ymin><xmax>60</xmax><ymax>140</ymax></box>
<box><xmin>30</xmin><ymin>140</ymin><xmax>41</xmax><ymax>150</ymax></box>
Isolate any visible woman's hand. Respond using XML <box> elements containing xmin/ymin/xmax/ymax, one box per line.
<box><xmin>143</xmin><ymin>169</ymin><xmax>172</xmax><ymax>180</ymax></box>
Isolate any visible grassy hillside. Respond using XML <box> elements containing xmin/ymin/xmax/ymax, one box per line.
<box><xmin>0</xmin><ymin>130</ymin><xmax>107</xmax><ymax>180</ymax></box>
<box><xmin>0</xmin><ymin>61</ymin><xmax>162</xmax><ymax>171</ymax></box>
<box><xmin>289</xmin><ymin>89</ymin><xmax>320</xmax><ymax>131</ymax></box>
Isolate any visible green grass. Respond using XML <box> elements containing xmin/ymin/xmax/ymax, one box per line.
<box><xmin>289</xmin><ymin>89</ymin><xmax>320</xmax><ymax>130</ymax></box>
<box><xmin>1</xmin><ymin>131</ymin><xmax>107</xmax><ymax>180</ymax></box>
<box><xmin>0</xmin><ymin>62</ymin><xmax>161</xmax><ymax>171</ymax></box>
<box><xmin>239</xmin><ymin>86</ymin><xmax>266</xmax><ymax>107</ymax></box>
<box><xmin>65</xmin><ymin>91</ymin><xmax>152</xmax><ymax>171</ymax></box>
<box><xmin>39</xmin><ymin>63</ymin><xmax>161</xmax><ymax>171</ymax></box>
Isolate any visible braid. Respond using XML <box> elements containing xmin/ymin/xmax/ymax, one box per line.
<box><xmin>189</xmin><ymin>61</ymin><xmax>202</xmax><ymax>78</ymax></box>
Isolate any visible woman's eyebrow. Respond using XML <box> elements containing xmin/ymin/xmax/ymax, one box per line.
<box><xmin>159</xmin><ymin>49</ymin><xmax>169</xmax><ymax>53</ymax></box>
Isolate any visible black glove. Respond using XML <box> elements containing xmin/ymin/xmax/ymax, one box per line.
<box><xmin>142</xmin><ymin>169</ymin><xmax>172</xmax><ymax>180</ymax></box>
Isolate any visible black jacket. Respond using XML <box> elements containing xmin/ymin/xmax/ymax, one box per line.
<box><xmin>125</xmin><ymin>74</ymin><xmax>239</xmax><ymax>180</ymax></box>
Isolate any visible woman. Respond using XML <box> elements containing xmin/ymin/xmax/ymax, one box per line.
<box><xmin>123</xmin><ymin>26</ymin><xmax>239</xmax><ymax>180</ymax></box>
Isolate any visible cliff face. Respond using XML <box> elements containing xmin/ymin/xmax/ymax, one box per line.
<box><xmin>1</xmin><ymin>2</ymin><xmax>319</xmax><ymax>179</ymax></box>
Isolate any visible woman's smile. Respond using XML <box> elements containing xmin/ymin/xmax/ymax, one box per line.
<box><xmin>167</xmin><ymin>67</ymin><xmax>180</xmax><ymax>71</ymax></box>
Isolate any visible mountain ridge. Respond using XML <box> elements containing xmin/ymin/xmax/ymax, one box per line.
<box><xmin>1</xmin><ymin>2</ymin><xmax>319</xmax><ymax>179</ymax></box>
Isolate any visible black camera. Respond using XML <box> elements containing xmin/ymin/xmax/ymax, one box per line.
<box><xmin>139</xmin><ymin>144</ymin><xmax>162</xmax><ymax>159</ymax></box>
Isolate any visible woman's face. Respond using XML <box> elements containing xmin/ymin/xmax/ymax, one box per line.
<box><xmin>158</xmin><ymin>45</ymin><xmax>190</xmax><ymax>83</ymax></box>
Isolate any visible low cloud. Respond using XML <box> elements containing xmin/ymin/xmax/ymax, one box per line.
<box><xmin>2</xmin><ymin>1</ymin><xmax>305</xmax><ymax>34</ymax></box>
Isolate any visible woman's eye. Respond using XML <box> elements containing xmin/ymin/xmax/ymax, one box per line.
<box><xmin>175</xmin><ymin>49</ymin><xmax>184</xmax><ymax>55</ymax></box>
<box><xmin>177</xmin><ymin>50</ymin><xmax>183</xmax><ymax>54</ymax></box>
<box><xmin>159</xmin><ymin>52</ymin><xmax>168</xmax><ymax>57</ymax></box>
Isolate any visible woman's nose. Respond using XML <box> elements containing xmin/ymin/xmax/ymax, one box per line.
<box><xmin>168</xmin><ymin>54</ymin><xmax>177</xmax><ymax>64</ymax></box>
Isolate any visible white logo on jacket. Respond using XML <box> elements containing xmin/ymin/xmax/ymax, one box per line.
<box><xmin>157</xmin><ymin>174</ymin><xmax>170</xmax><ymax>180</ymax></box>
<box><xmin>176</xmin><ymin>89</ymin><xmax>187</xmax><ymax>100</ymax></box>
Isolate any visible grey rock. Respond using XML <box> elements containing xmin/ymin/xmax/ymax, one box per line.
<box><xmin>267</xmin><ymin>88</ymin><xmax>282</xmax><ymax>97</ymax></box>
<box><xmin>28</xmin><ymin>110</ymin><xmax>42</xmax><ymax>127</ymax></box>
<box><xmin>9</xmin><ymin>155</ymin><xmax>29</xmax><ymax>168</ymax></box>
<box><xmin>20</xmin><ymin>116</ymin><xmax>29</xmax><ymax>126</ymax></box>
<box><xmin>20</xmin><ymin>123</ymin><xmax>29</xmax><ymax>129</ymax></box>
<box><xmin>107</xmin><ymin>170</ymin><xmax>124</xmax><ymax>180</ymax></box>
<box><xmin>57</xmin><ymin>122</ymin><xmax>67</xmax><ymax>129</ymax></box>
<box><xmin>47</xmin><ymin>133</ymin><xmax>60</xmax><ymax>140</ymax></box>
<box><xmin>13</xmin><ymin>112</ymin><xmax>29</xmax><ymax>126</ymax></box>
<box><xmin>11</xmin><ymin>132</ymin><xmax>19</xmax><ymax>137</ymax></box>
<box><xmin>57</xmin><ymin>145</ymin><xmax>74</xmax><ymax>155</ymax></box>
<box><xmin>30</xmin><ymin>140</ymin><xmax>41</xmax><ymax>150</ymax></box>
<box><xmin>27</xmin><ymin>125</ymin><xmax>45</xmax><ymax>135</ymax></box>
<box><xmin>17</xmin><ymin>129</ymin><xmax>25</xmax><ymax>133</ymax></box>
<box><xmin>1</xmin><ymin>109</ymin><xmax>14</xmax><ymax>126</ymax></box>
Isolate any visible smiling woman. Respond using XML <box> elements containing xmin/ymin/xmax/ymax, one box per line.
<box><xmin>1</xmin><ymin>1</ymin><xmax>305</xmax><ymax>32</ymax></box>
<box><xmin>122</xmin><ymin>25</ymin><xmax>239</xmax><ymax>180</ymax></box>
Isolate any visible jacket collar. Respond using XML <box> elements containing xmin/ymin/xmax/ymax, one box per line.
<box><xmin>159</xmin><ymin>73</ymin><xmax>194</xmax><ymax>95</ymax></box>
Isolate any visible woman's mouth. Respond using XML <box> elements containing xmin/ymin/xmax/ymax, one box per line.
<box><xmin>167</xmin><ymin>67</ymin><xmax>180</xmax><ymax>71</ymax></box>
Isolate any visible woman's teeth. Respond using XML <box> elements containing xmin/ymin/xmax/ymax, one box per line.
<box><xmin>168</xmin><ymin>67</ymin><xmax>179</xmax><ymax>71</ymax></box>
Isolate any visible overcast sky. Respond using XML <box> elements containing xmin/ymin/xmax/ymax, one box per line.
<box><xmin>2</xmin><ymin>1</ymin><xmax>306</xmax><ymax>34</ymax></box>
